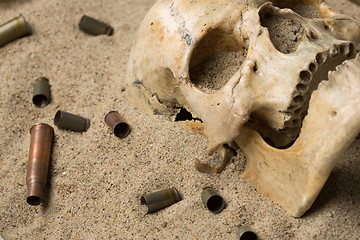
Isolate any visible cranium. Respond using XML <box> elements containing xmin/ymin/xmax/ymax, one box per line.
<box><xmin>126</xmin><ymin>0</ymin><xmax>360</xmax><ymax>217</ymax></box>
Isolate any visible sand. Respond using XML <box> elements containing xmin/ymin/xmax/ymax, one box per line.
<box><xmin>1</xmin><ymin>0</ymin><xmax>360</xmax><ymax>239</ymax></box>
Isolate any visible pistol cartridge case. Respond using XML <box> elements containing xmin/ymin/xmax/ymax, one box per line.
<box><xmin>26</xmin><ymin>123</ymin><xmax>54</xmax><ymax>205</ymax></box>
<box><xmin>201</xmin><ymin>187</ymin><xmax>226</xmax><ymax>214</ymax></box>
<box><xmin>104</xmin><ymin>111</ymin><xmax>131</xmax><ymax>138</ymax></box>
<box><xmin>79</xmin><ymin>15</ymin><xmax>113</xmax><ymax>36</ymax></box>
<box><xmin>0</xmin><ymin>15</ymin><xmax>31</xmax><ymax>47</ymax></box>
<box><xmin>236</xmin><ymin>226</ymin><xmax>258</xmax><ymax>240</ymax></box>
<box><xmin>141</xmin><ymin>187</ymin><xmax>181</xmax><ymax>213</ymax></box>
<box><xmin>33</xmin><ymin>77</ymin><xmax>50</xmax><ymax>107</ymax></box>
<box><xmin>350</xmin><ymin>0</ymin><xmax>360</xmax><ymax>6</ymax></box>
<box><xmin>54</xmin><ymin>110</ymin><xmax>90</xmax><ymax>132</ymax></box>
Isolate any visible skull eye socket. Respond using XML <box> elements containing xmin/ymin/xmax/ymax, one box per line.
<box><xmin>260</xmin><ymin>10</ymin><xmax>305</xmax><ymax>54</ymax></box>
<box><xmin>259</xmin><ymin>2</ymin><xmax>321</xmax><ymax>54</ymax></box>
<box><xmin>189</xmin><ymin>28</ymin><xmax>247</xmax><ymax>94</ymax></box>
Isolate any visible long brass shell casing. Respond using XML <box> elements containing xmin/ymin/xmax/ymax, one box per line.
<box><xmin>0</xmin><ymin>15</ymin><xmax>31</xmax><ymax>47</ymax></box>
<box><xmin>26</xmin><ymin>123</ymin><xmax>54</xmax><ymax>205</ymax></box>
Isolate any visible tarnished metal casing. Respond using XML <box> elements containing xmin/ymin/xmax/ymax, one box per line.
<box><xmin>0</xmin><ymin>15</ymin><xmax>31</xmax><ymax>47</ymax></box>
<box><xmin>201</xmin><ymin>187</ymin><xmax>226</xmax><ymax>214</ymax></box>
<box><xmin>26</xmin><ymin>123</ymin><xmax>54</xmax><ymax>205</ymax></box>
<box><xmin>236</xmin><ymin>226</ymin><xmax>258</xmax><ymax>240</ymax></box>
<box><xmin>54</xmin><ymin>110</ymin><xmax>90</xmax><ymax>132</ymax></box>
<box><xmin>79</xmin><ymin>15</ymin><xmax>113</xmax><ymax>36</ymax></box>
<box><xmin>33</xmin><ymin>77</ymin><xmax>50</xmax><ymax>107</ymax></box>
<box><xmin>104</xmin><ymin>111</ymin><xmax>131</xmax><ymax>138</ymax></box>
<box><xmin>141</xmin><ymin>187</ymin><xmax>181</xmax><ymax>213</ymax></box>
<box><xmin>350</xmin><ymin>0</ymin><xmax>360</xmax><ymax>6</ymax></box>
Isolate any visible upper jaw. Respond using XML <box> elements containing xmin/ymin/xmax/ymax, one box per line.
<box><xmin>282</xmin><ymin>42</ymin><xmax>357</xmax><ymax>139</ymax></box>
<box><xmin>235</xmin><ymin>53</ymin><xmax>360</xmax><ymax>217</ymax></box>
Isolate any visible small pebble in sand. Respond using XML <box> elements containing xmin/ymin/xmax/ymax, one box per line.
<box><xmin>289</xmin><ymin>34</ymin><xmax>298</xmax><ymax>42</ymax></box>
<box><xmin>160</xmin><ymin>222</ymin><xmax>168</xmax><ymax>228</ymax></box>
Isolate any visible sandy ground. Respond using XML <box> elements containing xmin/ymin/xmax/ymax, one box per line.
<box><xmin>1</xmin><ymin>0</ymin><xmax>360</xmax><ymax>239</ymax></box>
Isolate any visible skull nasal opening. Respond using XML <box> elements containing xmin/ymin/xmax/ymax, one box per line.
<box><xmin>189</xmin><ymin>28</ymin><xmax>247</xmax><ymax>94</ymax></box>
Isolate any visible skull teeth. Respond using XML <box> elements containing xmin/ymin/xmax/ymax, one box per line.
<box><xmin>282</xmin><ymin>42</ymin><xmax>358</xmax><ymax>142</ymax></box>
<box><xmin>296</xmin><ymin>83</ymin><xmax>307</xmax><ymax>92</ymax></box>
<box><xmin>316</xmin><ymin>52</ymin><xmax>327</xmax><ymax>65</ymax></box>
<box><xmin>308</xmin><ymin>62</ymin><xmax>317</xmax><ymax>73</ymax></box>
<box><xmin>299</xmin><ymin>70</ymin><xmax>312</xmax><ymax>82</ymax></box>
<box><xmin>330</xmin><ymin>44</ymin><xmax>339</xmax><ymax>57</ymax></box>
<box><xmin>340</xmin><ymin>44</ymin><xmax>350</xmax><ymax>55</ymax></box>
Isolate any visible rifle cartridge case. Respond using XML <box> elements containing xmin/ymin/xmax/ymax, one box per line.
<box><xmin>201</xmin><ymin>187</ymin><xmax>226</xmax><ymax>214</ymax></box>
<box><xmin>54</xmin><ymin>110</ymin><xmax>90</xmax><ymax>132</ymax></box>
<box><xmin>33</xmin><ymin>77</ymin><xmax>50</xmax><ymax>107</ymax></box>
<box><xmin>79</xmin><ymin>15</ymin><xmax>113</xmax><ymax>36</ymax></box>
<box><xmin>0</xmin><ymin>15</ymin><xmax>31</xmax><ymax>47</ymax></box>
<box><xmin>104</xmin><ymin>111</ymin><xmax>131</xmax><ymax>138</ymax></box>
<box><xmin>141</xmin><ymin>187</ymin><xmax>181</xmax><ymax>213</ymax></box>
<box><xmin>26</xmin><ymin>123</ymin><xmax>54</xmax><ymax>205</ymax></box>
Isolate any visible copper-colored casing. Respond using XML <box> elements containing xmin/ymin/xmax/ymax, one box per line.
<box><xmin>104</xmin><ymin>111</ymin><xmax>131</xmax><ymax>138</ymax></box>
<box><xmin>26</xmin><ymin>123</ymin><xmax>54</xmax><ymax>205</ymax></box>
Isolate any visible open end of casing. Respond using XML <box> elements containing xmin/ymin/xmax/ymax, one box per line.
<box><xmin>140</xmin><ymin>196</ymin><xmax>151</xmax><ymax>213</ymax></box>
<box><xmin>236</xmin><ymin>226</ymin><xmax>258</xmax><ymax>240</ymax></box>
<box><xmin>207</xmin><ymin>195</ymin><xmax>225</xmax><ymax>213</ymax></box>
<box><xmin>113</xmin><ymin>122</ymin><xmax>131</xmax><ymax>138</ymax></box>
<box><xmin>32</xmin><ymin>94</ymin><xmax>48</xmax><ymax>107</ymax></box>
<box><xmin>26</xmin><ymin>195</ymin><xmax>41</xmax><ymax>205</ymax></box>
<box><xmin>239</xmin><ymin>231</ymin><xmax>257</xmax><ymax>240</ymax></box>
<box><xmin>54</xmin><ymin>110</ymin><xmax>62</xmax><ymax>126</ymax></box>
<box><xmin>140</xmin><ymin>196</ymin><xmax>147</xmax><ymax>205</ymax></box>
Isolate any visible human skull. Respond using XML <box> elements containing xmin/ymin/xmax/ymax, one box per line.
<box><xmin>126</xmin><ymin>0</ymin><xmax>360</xmax><ymax>217</ymax></box>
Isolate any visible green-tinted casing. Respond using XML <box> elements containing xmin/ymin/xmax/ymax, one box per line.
<box><xmin>0</xmin><ymin>15</ymin><xmax>31</xmax><ymax>47</ymax></box>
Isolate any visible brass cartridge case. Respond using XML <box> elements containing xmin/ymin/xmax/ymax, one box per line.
<box><xmin>33</xmin><ymin>77</ymin><xmax>50</xmax><ymax>107</ymax></box>
<box><xmin>0</xmin><ymin>15</ymin><xmax>31</xmax><ymax>47</ymax></box>
<box><xmin>141</xmin><ymin>187</ymin><xmax>181</xmax><ymax>213</ymax></box>
<box><xmin>26</xmin><ymin>123</ymin><xmax>54</xmax><ymax>205</ymax></box>
<box><xmin>201</xmin><ymin>187</ymin><xmax>226</xmax><ymax>214</ymax></box>
<box><xmin>79</xmin><ymin>15</ymin><xmax>113</xmax><ymax>36</ymax></box>
<box><xmin>104</xmin><ymin>111</ymin><xmax>131</xmax><ymax>138</ymax></box>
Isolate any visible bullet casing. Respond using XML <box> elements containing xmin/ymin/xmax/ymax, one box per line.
<box><xmin>201</xmin><ymin>187</ymin><xmax>226</xmax><ymax>214</ymax></box>
<box><xmin>79</xmin><ymin>15</ymin><xmax>114</xmax><ymax>36</ymax></box>
<box><xmin>104</xmin><ymin>111</ymin><xmax>131</xmax><ymax>138</ymax></box>
<box><xmin>141</xmin><ymin>187</ymin><xmax>181</xmax><ymax>213</ymax></box>
<box><xmin>54</xmin><ymin>110</ymin><xmax>90</xmax><ymax>132</ymax></box>
<box><xmin>350</xmin><ymin>0</ymin><xmax>360</xmax><ymax>6</ymax></box>
<box><xmin>236</xmin><ymin>226</ymin><xmax>258</xmax><ymax>240</ymax></box>
<box><xmin>33</xmin><ymin>77</ymin><xmax>50</xmax><ymax>107</ymax></box>
<box><xmin>0</xmin><ymin>15</ymin><xmax>31</xmax><ymax>47</ymax></box>
<box><xmin>26</xmin><ymin>123</ymin><xmax>54</xmax><ymax>205</ymax></box>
